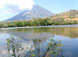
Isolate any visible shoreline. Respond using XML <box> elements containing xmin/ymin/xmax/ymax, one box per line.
<box><xmin>1</xmin><ymin>24</ymin><xmax>78</xmax><ymax>29</ymax></box>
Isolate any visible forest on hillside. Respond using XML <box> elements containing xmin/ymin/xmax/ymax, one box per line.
<box><xmin>0</xmin><ymin>18</ymin><xmax>77</xmax><ymax>28</ymax></box>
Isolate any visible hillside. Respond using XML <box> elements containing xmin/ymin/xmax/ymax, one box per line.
<box><xmin>50</xmin><ymin>10</ymin><xmax>78</xmax><ymax>21</ymax></box>
<box><xmin>5</xmin><ymin>5</ymin><xmax>53</xmax><ymax>21</ymax></box>
<box><xmin>1</xmin><ymin>10</ymin><xmax>78</xmax><ymax>28</ymax></box>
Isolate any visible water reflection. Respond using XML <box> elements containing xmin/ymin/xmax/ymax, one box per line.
<box><xmin>3</xmin><ymin>27</ymin><xmax>78</xmax><ymax>38</ymax></box>
<box><xmin>6</xmin><ymin>36</ymin><xmax>64</xmax><ymax>57</ymax></box>
<box><xmin>0</xmin><ymin>27</ymin><xmax>78</xmax><ymax>57</ymax></box>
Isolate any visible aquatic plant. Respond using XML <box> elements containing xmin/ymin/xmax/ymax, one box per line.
<box><xmin>25</xmin><ymin>38</ymin><xmax>64</xmax><ymax>57</ymax></box>
<box><xmin>6</xmin><ymin>36</ymin><xmax>64</xmax><ymax>57</ymax></box>
<box><xmin>6</xmin><ymin>36</ymin><xmax>24</xmax><ymax>57</ymax></box>
<box><xmin>44</xmin><ymin>39</ymin><xmax>64</xmax><ymax>57</ymax></box>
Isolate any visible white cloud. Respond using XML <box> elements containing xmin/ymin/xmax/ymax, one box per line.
<box><xmin>0</xmin><ymin>0</ymin><xmax>35</xmax><ymax>14</ymax></box>
<box><xmin>3</xmin><ymin>11</ymin><xmax>12</xmax><ymax>14</ymax></box>
<box><xmin>0</xmin><ymin>0</ymin><xmax>35</xmax><ymax>9</ymax></box>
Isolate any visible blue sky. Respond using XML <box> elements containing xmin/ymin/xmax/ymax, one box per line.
<box><xmin>0</xmin><ymin>0</ymin><xmax>77</xmax><ymax>21</ymax></box>
<box><xmin>34</xmin><ymin>0</ymin><xmax>75</xmax><ymax>13</ymax></box>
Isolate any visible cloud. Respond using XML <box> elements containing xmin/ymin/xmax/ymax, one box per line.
<box><xmin>0</xmin><ymin>0</ymin><xmax>35</xmax><ymax>14</ymax></box>
<box><xmin>2</xmin><ymin>4</ymin><xmax>22</xmax><ymax>14</ymax></box>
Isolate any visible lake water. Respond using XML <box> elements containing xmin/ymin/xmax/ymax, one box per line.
<box><xmin>0</xmin><ymin>26</ymin><xmax>78</xmax><ymax>57</ymax></box>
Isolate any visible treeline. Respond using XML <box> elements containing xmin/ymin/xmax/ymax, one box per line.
<box><xmin>0</xmin><ymin>18</ymin><xmax>78</xmax><ymax>28</ymax></box>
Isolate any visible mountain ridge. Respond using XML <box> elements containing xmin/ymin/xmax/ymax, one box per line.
<box><xmin>5</xmin><ymin>5</ymin><xmax>53</xmax><ymax>21</ymax></box>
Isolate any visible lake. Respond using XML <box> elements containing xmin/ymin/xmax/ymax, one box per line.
<box><xmin>0</xmin><ymin>25</ymin><xmax>78</xmax><ymax>57</ymax></box>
